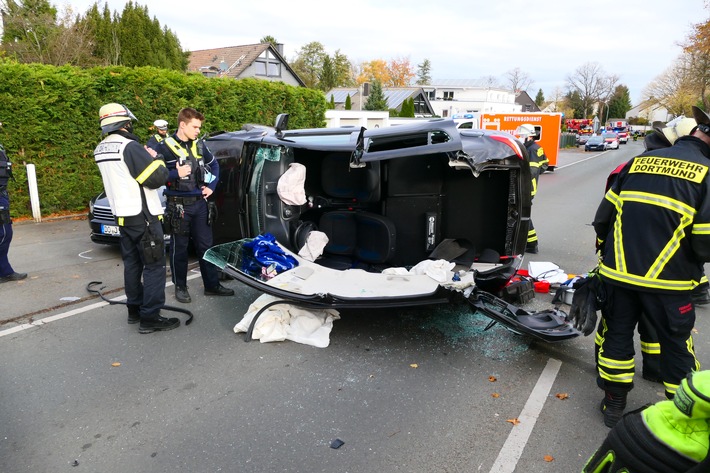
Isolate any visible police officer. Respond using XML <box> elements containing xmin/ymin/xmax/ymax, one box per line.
<box><xmin>157</xmin><ymin>107</ymin><xmax>234</xmax><ymax>303</ymax></box>
<box><xmin>592</xmin><ymin>106</ymin><xmax>710</xmax><ymax>427</ymax></box>
<box><xmin>146</xmin><ymin>119</ymin><xmax>169</xmax><ymax>151</ymax></box>
<box><xmin>515</xmin><ymin>123</ymin><xmax>548</xmax><ymax>254</ymax></box>
<box><xmin>0</xmin><ymin>123</ymin><xmax>27</xmax><ymax>283</ymax></box>
<box><xmin>94</xmin><ymin>103</ymin><xmax>178</xmax><ymax>334</ymax></box>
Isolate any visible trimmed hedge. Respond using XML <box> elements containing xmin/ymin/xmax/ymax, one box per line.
<box><xmin>0</xmin><ymin>60</ymin><xmax>327</xmax><ymax>218</ymax></box>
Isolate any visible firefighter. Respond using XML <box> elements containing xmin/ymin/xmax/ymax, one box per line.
<box><xmin>591</xmin><ymin>106</ymin><xmax>710</xmax><ymax>427</ymax></box>
<box><xmin>146</xmin><ymin>119</ymin><xmax>169</xmax><ymax>151</ymax></box>
<box><xmin>94</xmin><ymin>103</ymin><xmax>178</xmax><ymax>333</ymax></box>
<box><xmin>515</xmin><ymin>123</ymin><xmax>548</xmax><ymax>254</ymax></box>
<box><xmin>157</xmin><ymin>107</ymin><xmax>234</xmax><ymax>303</ymax></box>
<box><xmin>583</xmin><ymin>370</ymin><xmax>710</xmax><ymax>472</ymax></box>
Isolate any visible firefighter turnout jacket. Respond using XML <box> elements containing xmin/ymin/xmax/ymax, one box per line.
<box><xmin>525</xmin><ymin>141</ymin><xmax>548</xmax><ymax>198</ymax></box>
<box><xmin>593</xmin><ymin>136</ymin><xmax>710</xmax><ymax>293</ymax></box>
<box><xmin>94</xmin><ymin>131</ymin><xmax>168</xmax><ymax>221</ymax></box>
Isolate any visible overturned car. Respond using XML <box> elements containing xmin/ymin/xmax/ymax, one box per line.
<box><xmin>204</xmin><ymin>116</ymin><xmax>579</xmax><ymax>342</ymax></box>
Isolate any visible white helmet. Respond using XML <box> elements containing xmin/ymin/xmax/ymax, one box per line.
<box><xmin>99</xmin><ymin>103</ymin><xmax>136</xmax><ymax>134</ymax></box>
<box><xmin>661</xmin><ymin>116</ymin><xmax>697</xmax><ymax>145</ymax></box>
<box><xmin>153</xmin><ymin>119</ymin><xmax>168</xmax><ymax>131</ymax></box>
<box><xmin>515</xmin><ymin>123</ymin><xmax>536</xmax><ymax>139</ymax></box>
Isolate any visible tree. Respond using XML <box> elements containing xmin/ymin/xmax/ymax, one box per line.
<box><xmin>416</xmin><ymin>58</ymin><xmax>431</xmax><ymax>85</ymax></box>
<box><xmin>505</xmin><ymin>67</ymin><xmax>533</xmax><ymax>94</ymax></box>
<box><xmin>260</xmin><ymin>35</ymin><xmax>278</xmax><ymax>48</ymax></box>
<box><xmin>607</xmin><ymin>85</ymin><xmax>632</xmax><ymax>120</ymax></box>
<box><xmin>358</xmin><ymin>59</ymin><xmax>391</xmax><ymax>86</ymax></box>
<box><xmin>535</xmin><ymin>88</ymin><xmax>545</xmax><ymax>107</ymax></box>
<box><xmin>328</xmin><ymin>94</ymin><xmax>335</xmax><ymax>109</ymax></box>
<box><xmin>1</xmin><ymin>0</ymin><xmax>58</xmax><ymax>63</ymax></box>
<box><xmin>364</xmin><ymin>80</ymin><xmax>388</xmax><ymax>111</ymax></box>
<box><xmin>388</xmin><ymin>56</ymin><xmax>415</xmax><ymax>87</ymax></box>
<box><xmin>344</xmin><ymin>93</ymin><xmax>352</xmax><ymax>110</ymax></box>
<box><xmin>332</xmin><ymin>49</ymin><xmax>353</xmax><ymax>87</ymax></box>
<box><xmin>291</xmin><ymin>41</ymin><xmax>326</xmax><ymax>88</ymax></box>
<box><xmin>318</xmin><ymin>54</ymin><xmax>337</xmax><ymax>91</ymax></box>
<box><xmin>399</xmin><ymin>97</ymin><xmax>415</xmax><ymax>117</ymax></box>
<box><xmin>643</xmin><ymin>55</ymin><xmax>698</xmax><ymax>117</ymax></box>
<box><xmin>682</xmin><ymin>11</ymin><xmax>710</xmax><ymax>110</ymax></box>
<box><xmin>481</xmin><ymin>75</ymin><xmax>502</xmax><ymax>88</ymax></box>
<box><xmin>565</xmin><ymin>90</ymin><xmax>585</xmax><ymax>119</ymax></box>
<box><xmin>566</xmin><ymin>62</ymin><xmax>619</xmax><ymax>118</ymax></box>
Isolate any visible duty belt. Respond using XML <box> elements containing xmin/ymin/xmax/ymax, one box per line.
<box><xmin>167</xmin><ymin>195</ymin><xmax>201</xmax><ymax>206</ymax></box>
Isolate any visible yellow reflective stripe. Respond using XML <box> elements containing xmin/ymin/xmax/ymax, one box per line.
<box><xmin>165</xmin><ymin>137</ymin><xmax>189</xmax><ymax>160</ymax></box>
<box><xmin>692</xmin><ymin>222</ymin><xmax>710</xmax><ymax>235</ymax></box>
<box><xmin>618</xmin><ymin>190</ymin><xmax>695</xmax><ymax>218</ymax></box>
<box><xmin>646</xmin><ymin>215</ymin><xmax>691</xmax><ymax>279</ymax></box>
<box><xmin>701</xmin><ymin>275</ymin><xmax>709</xmax><ymax>285</ymax></box>
<box><xmin>530</xmin><ymin>161</ymin><xmax>544</xmax><ymax>168</ymax></box>
<box><xmin>136</xmin><ymin>160</ymin><xmax>165</xmax><ymax>184</ymax></box>
<box><xmin>585</xmin><ymin>451</ymin><xmax>616</xmax><ymax>473</ymax></box>
<box><xmin>599</xmin><ymin>263</ymin><xmax>696</xmax><ymax>291</ymax></box>
<box><xmin>531</xmin><ymin>178</ymin><xmax>537</xmax><ymax>196</ymax></box>
<box><xmin>598</xmin><ymin>368</ymin><xmax>634</xmax><ymax>383</ymax></box>
<box><xmin>595</xmin><ymin>332</ymin><xmax>603</xmax><ymax>347</ymax></box>
<box><xmin>598</xmin><ymin>354</ymin><xmax>634</xmax><ymax>370</ymax></box>
<box><xmin>663</xmin><ymin>381</ymin><xmax>679</xmax><ymax>395</ymax></box>
<box><xmin>612</xmin><ymin>200</ymin><xmax>626</xmax><ymax>273</ymax></box>
<box><xmin>640</xmin><ymin>341</ymin><xmax>661</xmax><ymax>355</ymax></box>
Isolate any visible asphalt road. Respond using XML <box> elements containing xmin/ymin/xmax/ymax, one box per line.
<box><xmin>2</xmin><ymin>141</ymin><xmax>708</xmax><ymax>472</ymax></box>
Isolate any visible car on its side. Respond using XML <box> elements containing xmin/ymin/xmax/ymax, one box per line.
<box><xmin>199</xmin><ymin>115</ymin><xmax>579</xmax><ymax>343</ymax></box>
<box><xmin>584</xmin><ymin>135</ymin><xmax>608</xmax><ymax>152</ymax></box>
<box><xmin>603</xmin><ymin>132</ymin><xmax>620</xmax><ymax>149</ymax></box>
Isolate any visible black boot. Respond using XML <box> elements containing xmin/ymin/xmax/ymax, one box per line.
<box><xmin>127</xmin><ymin>304</ymin><xmax>140</xmax><ymax>325</ymax></box>
<box><xmin>139</xmin><ymin>316</ymin><xmax>180</xmax><ymax>334</ymax></box>
<box><xmin>600</xmin><ymin>391</ymin><xmax>627</xmax><ymax>428</ymax></box>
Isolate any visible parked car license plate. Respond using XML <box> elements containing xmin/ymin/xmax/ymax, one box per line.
<box><xmin>101</xmin><ymin>224</ymin><xmax>120</xmax><ymax>235</ymax></box>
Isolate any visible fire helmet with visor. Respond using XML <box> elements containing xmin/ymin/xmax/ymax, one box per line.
<box><xmin>692</xmin><ymin>106</ymin><xmax>710</xmax><ymax>136</ymax></box>
<box><xmin>99</xmin><ymin>103</ymin><xmax>137</xmax><ymax>135</ymax></box>
<box><xmin>515</xmin><ymin>123</ymin><xmax>536</xmax><ymax>141</ymax></box>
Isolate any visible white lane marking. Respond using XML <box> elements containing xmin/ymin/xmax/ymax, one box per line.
<box><xmin>78</xmin><ymin>250</ymin><xmax>93</xmax><ymax>259</ymax></box>
<box><xmin>555</xmin><ymin>151</ymin><xmax>609</xmax><ymax>170</ymax></box>
<box><xmin>488</xmin><ymin>358</ymin><xmax>562</xmax><ymax>473</ymax></box>
<box><xmin>0</xmin><ymin>273</ymin><xmax>202</xmax><ymax>338</ymax></box>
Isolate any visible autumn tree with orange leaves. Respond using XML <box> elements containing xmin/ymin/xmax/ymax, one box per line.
<box><xmin>682</xmin><ymin>10</ymin><xmax>710</xmax><ymax>110</ymax></box>
<box><xmin>357</xmin><ymin>57</ymin><xmax>416</xmax><ymax>87</ymax></box>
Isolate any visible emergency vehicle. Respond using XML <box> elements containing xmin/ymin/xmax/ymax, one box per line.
<box><xmin>480</xmin><ymin>112</ymin><xmax>563</xmax><ymax>170</ymax></box>
<box><xmin>607</xmin><ymin>119</ymin><xmax>629</xmax><ymax>144</ymax></box>
<box><xmin>565</xmin><ymin>118</ymin><xmax>594</xmax><ymax>135</ymax></box>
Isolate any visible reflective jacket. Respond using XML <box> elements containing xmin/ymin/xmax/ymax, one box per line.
<box><xmin>94</xmin><ymin>132</ymin><xmax>167</xmax><ymax>219</ymax></box>
<box><xmin>593</xmin><ymin>136</ymin><xmax>710</xmax><ymax>292</ymax></box>
<box><xmin>525</xmin><ymin>141</ymin><xmax>548</xmax><ymax>197</ymax></box>
<box><xmin>158</xmin><ymin>135</ymin><xmax>219</xmax><ymax>197</ymax></box>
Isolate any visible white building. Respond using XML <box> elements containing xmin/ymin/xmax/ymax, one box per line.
<box><xmin>625</xmin><ymin>99</ymin><xmax>673</xmax><ymax>124</ymax></box>
<box><xmin>422</xmin><ymin>79</ymin><xmax>521</xmax><ymax>117</ymax></box>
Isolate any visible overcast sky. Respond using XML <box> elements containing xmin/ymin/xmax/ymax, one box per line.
<box><xmin>63</xmin><ymin>0</ymin><xmax>707</xmax><ymax>104</ymax></box>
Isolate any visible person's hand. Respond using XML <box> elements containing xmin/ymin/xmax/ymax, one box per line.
<box><xmin>177</xmin><ymin>162</ymin><xmax>191</xmax><ymax>177</ymax></box>
<box><xmin>144</xmin><ymin>146</ymin><xmax>158</xmax><ymax>159</ymax></box>
<box><xmin>201</xmin><ymin>186</ymin><xmax>213</xmax><ymax>199</ymax></box>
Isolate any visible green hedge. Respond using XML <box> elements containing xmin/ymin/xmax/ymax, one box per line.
<box><xmin>0</xmin><ymin>60</ymin><xmax>327</xmax><ymax>218</ymax></box>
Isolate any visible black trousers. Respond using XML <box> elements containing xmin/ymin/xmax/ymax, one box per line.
<box><xmin>596</xmin><ymin>282</ymin><xmax>700</xmax><ymax>398</ymax></box>
<box><xmin>168</xmin><ymin>199</ymin><xmax>219</xmax><ymax>290</ymax></box>
<box><xmin>119</xmin><ymin>220</ymin><xmax>166</xmax><ymax>319</ymax></box>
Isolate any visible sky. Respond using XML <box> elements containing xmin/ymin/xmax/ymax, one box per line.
<box><xmin>60</xmin><ymin>0</ymin><xmax>707</xmax><ymax>105</ymax></box>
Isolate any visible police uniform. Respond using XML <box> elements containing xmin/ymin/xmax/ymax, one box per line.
<box><xmin>95</xmin><ymin>103</ymin><xmax>176</xmax><ymax>333</ymax></box>
<box><xmin>146</xmin><ymin>133</ymin><xmax>166</xmax><ymax>151</ymax></box>
<box><xmin>525</xmin><ymin>140</ymin><xmax>548</xmax><ymax>252</ymax></box>
<box><xmin>158</xmin><ymin>133</ymin><xmax>232</xmax><ymax>301</ymax></box>
<box><xmin>0</xmin><ymin>141</ymin><xmax>26</xmax><ymax>282</ymax></box>
<box><xmin>593</xmin><ymin>135</ymin><xmax>710</xmax><ymax>409</ymax></box>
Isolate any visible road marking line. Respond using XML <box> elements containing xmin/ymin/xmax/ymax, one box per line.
<box><xmin>488</xmin><ymin>358</ymin><xmax>562</xmax><ymax>473</ymax></box>
<box><xmin>0</xmin><ymin>273</ymin><xmax>202</xmax><ymax>338</ymax></box>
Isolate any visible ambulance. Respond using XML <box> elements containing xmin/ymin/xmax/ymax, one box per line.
<box><xmin>479</xmin><ymin>113</ymin><xmax>563</xmax><ymax>170</ymax></box>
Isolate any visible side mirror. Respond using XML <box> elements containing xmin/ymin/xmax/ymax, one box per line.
<box><xmin>275</xmin><ymin>114</ymin><xmax>289</xmax><ymax>137</ymax></box>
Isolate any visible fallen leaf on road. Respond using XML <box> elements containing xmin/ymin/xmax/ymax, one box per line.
<box><xmin>506</xmin><ymin>418</ymin><xmax>520</xmax><ymax>425</ymax></box>
<box><xmin>410</xmin><ymin>363</ymin><xmax>418</xmax><ymax>368</ymax></box>
<box><xmin>544</xmin><ymin>455</ymin><xmax>554</xmax><ymax>462</ymax></box>
<box><xmin>489</xmin><ymin>375</ymin><xmax>497</xmax><ymax>382</ymax></box>
<box><xmin>111</xmin><ymin>362</ymin><xmax>121</xmax><ymax>367</ymax></box>
<box><xmin>492</xmin><ymin>393</ymin><xmax>500</xmax><ymax>398</ymax></box>
<box><xmin>555</xmin><ymin>393</ymin><xmax>569</xmax><ymax>400</ymax></box>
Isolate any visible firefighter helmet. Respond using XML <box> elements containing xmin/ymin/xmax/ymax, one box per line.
<box><xmin>692</xmin><ymin>106</ymin><xmax>710</xmax><ymax>135</ymax></box>
<box><xmin>661</xmin><ymin>116</ymin><xmax>697</xmax><ymax>145</ymax></box>
<box><xmin>515</xmin><ymin>123</ymin><xmax>536</xmax><ymax>139</ymax></box>
<box><xmin>99</xmin><ymin>103</ymin><xmax>136</xmax><ymax>134</ymax></box>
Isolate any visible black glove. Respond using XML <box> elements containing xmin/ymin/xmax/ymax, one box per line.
<box><xmin>568</xmin><ymin>273</ymin><xmax>603</xmax><ymax>336</ymax></box>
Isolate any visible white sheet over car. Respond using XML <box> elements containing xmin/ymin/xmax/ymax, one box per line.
<box><xmin>265</xmin><ymin>249</ymin><xmax>441</xmax><ymax>300</ymax></box>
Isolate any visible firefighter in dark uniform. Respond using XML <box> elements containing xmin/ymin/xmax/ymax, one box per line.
<box><xmin>94</xmin><ymin>103</ymin><xmax>178</xmax><ymax>333</ymax></box>
<box><xmin>0</xmin><ymin>123</ymin><xmax>27</xmax><ymax>283</ymax></box>
<box><xmin>146</xmin><ymin>119</ymin><xmax>169</xmax><ymax>151</ymax></box>
<box><xmin>592</xmin><ymin>106</ymin><xmax>710</xmax><ymax>428</ymax></box>
<box><xmin>515</xmin><ymin>123</ymin><xmax>548</xmax><ymax>253</ymax></box>
<box><xmin>157</xmin><ymin>107</ymin><xmax>234</xmax><ymax>303</ymax></box>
